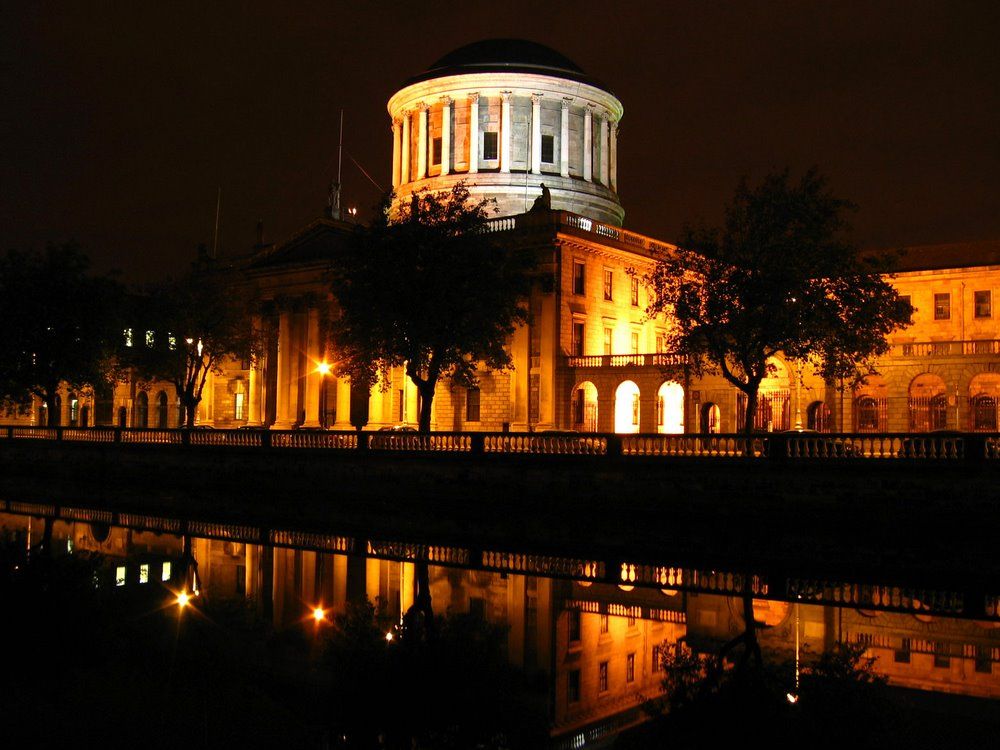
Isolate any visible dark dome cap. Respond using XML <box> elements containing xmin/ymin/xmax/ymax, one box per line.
<box><xmin>403</xmin><ymin>38</ymin><xmax>610</xmax><ymax>91</ymax></box>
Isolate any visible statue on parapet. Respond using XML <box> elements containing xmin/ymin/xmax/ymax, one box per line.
<box><xmin>530</xmin><ymin>183</ymin><xmax>552</xmax><ymax>212</ymax></box>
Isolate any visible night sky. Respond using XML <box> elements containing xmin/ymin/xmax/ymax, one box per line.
<box><xmin>3</xmin><ymin>2</ymin><xmax>998</xmax><ymax>281</ymax></box>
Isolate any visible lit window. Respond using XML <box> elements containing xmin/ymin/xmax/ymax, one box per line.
<box><xmin>600</xmin><ymin>614</ymin><xmax>609</xmax><ymax>634</ymax></box>
<box><xmin>162</xmin><ymin>561</ymin><xmax>172</xmax><ymax>581</ymax></box>
<box><xmin>483</xmin><ymin>131</ymin><xmax>499</xmax><ymax>161</ymax></box>
<box><xmin>975</xmin><ymin>290</ymin><xmax>992</xmax><ymax>318</ymax></box>
<box><xmin>115</xmin><ymin>566</ymin><xmax>126</xmax><ymax>586</ymax></box>
<box><xmin>599</xmin><ymin>661</ymin><xmax>609</xmax><ymax>692</ymax></box>
<box><xmin>124</xmin><ymin>328</ymin><xmax>133</xmax><ymax>347</ymax></box>
<box><xmin>631</xmin><ymin>331</ymin><xmax>640</xmax><ymax>355</ymax></box>
<box><xmin>139</xmin><ymin>564</ymin><xmax>149</xmax><ymax>584</ymax></box>
<box><xmin>630</xmin><ymin>277</ymin><xmax>639</xmax><ymax>307</ymax></box>
<box><xmin>145</xmin><ymin>330</ymin><xmax>154</xmax><ymax>347</ymax></box>
<box><xmin>934</xmin><ymin>293</ymin><xmax>950</xmax><ymax>320</ymax></box>
<box><xmin>626</xmin><ymin>653</ymin><xmax>635</xmax><ymax>683</ymax></box>
<box><xmin>466</xmin><ymin>387</ymin><xmax>481</xmax><ymax>422</ymax></box>
<box><xmin>432</xmin><ymin>136</ymin><xmax>442</xmax><ymax>166</ymax></box>
<box><xmin>234</xmin><ymin>392</ymin><xmax>245</xmax><ymax>421</ymax></box>
<box><xmin>603</xmin><ymin>269</ymin><xmax>613</xmax><ymax>301</ymax></box>
<box><xmin>541</xmin><ymin>134</ymin><xmax>554</xmax><ymax>164</ymax></box>
<box><xmin>572</xmin><ymin>322</ymin><xmax>585</xmax><ymax>357</ymax></box>
<box><xmin>573</xmin><ymin>261</ymin><xmax>585</xmax><ymax>295</ymax></box>
<box><xmin>655</xmin><ymin>333</ymin><xmax>665</xmax><ymax>353</ymax></box>
<box><xmin>168</xmin><ymin>333</ymin><xmax>177</xmax><ymax>350</ymax></box>
<box><xmin>603</xmin><ymin>327</ymin><xmax>613</xmax><ymax>355</ymax></box>
<box><xmin>66</xmin><ymin>538</ymin><xmax>74</xmax><ymax>554</ymax></box>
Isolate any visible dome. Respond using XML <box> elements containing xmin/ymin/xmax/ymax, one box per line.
<box><xmin>404</xmin><ymin>38</ymin><xmax>607</xmax><ymax>90</ymax></box>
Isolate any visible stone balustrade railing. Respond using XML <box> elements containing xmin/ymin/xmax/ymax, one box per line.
<box><xmin>891</xmin><ymin>339</ymin><xmax>1000</xmax><ymax>357</ymax></box>
<box><xmin>3</xmin><ymin>425</ymin><xmax>999</xmax><ymax>463</ymax></box>
<box><xmin>566</xmin><ymin>352</ymin><xmax>688</xmax><ymax>368</ymax></box>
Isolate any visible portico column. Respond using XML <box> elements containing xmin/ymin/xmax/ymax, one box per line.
<box><xmin>391</xmin><ymin>118</ymin><xmax>402</xmax><ymax>188</ymax></box>
<box><xmin>440</xmin><ymin>96</ymin><xmax>451</xmax><ymax>176</ymax></box>
<box><xmin>599</xmin><ymin>113</ymin><xmax>610</xmax><ymax>185</ymax></box>
<box><xmin>560</xmin><ymin>98</ymin><xmax>571</xmax><ymax>178</ymax></box>
<box><xmin>302</xmin><ymin>308</ymin><xmax>322</xmax><ymax>427</ymax></box>
<box><xmin>500</xmin><ymin>91</ymin><xmax>512</xmax><ymax>174</ymax></box>
<box><xmin>583</xmin><ymin>105</ymin><xmax>593</xmax><ymax>182</ymax></box>
<box><xmin>468</xmin><ymin>93</ymin><xmax>479</xmax><ymax>174</ymax></box>
<box><xmin>530</xmin><ymin>93</ymin><xmax>541</xmax><ymax>175</ymax></box>
<box><xmin>247</xmin><ymin>316</ymin><xmax>263</xmax><ymax>426</ymax></box>
<box><xmin>272</xmin><ymin>311</ymin><xmax>293</xmax><ymax>429</ymax></box>
<box><xmin>400</xmin><ymin>111</ymin><xmax>411</xmax><ymax>184</ymax></box>
<box><xmin>609</xmin><ymin>119</ymin><xmax>618</xmax><ymax>191</ymax></box>
<box><xmin>333</xmin><ymin>376</ymin><xmax>353</xmax><ymax>430</ymax></box>
<box><xmin>416</xmin><ymin>103</ymin><xmax>428</xmax><ymax>180</ymax></box>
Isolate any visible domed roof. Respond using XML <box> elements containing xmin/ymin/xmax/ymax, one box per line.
<box><xmin>402</xmin><ymin>38</ymin><xmax>608</xmax><ymax>90</ymax></box>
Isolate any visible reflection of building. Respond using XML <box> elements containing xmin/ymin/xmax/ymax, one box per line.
<box><xmin>4</xmin><ymin>39</ymin><xmax>1000</xmax><ymax>436</ymax></box>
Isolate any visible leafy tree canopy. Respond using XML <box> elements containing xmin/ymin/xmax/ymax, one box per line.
<box><xmin>328</xmin><ymin>183</ymin><xmax>537</xmax><ymax>432</ymax></box>
<box><xmin>124</xmin><ymin>253</ymin><xmax>262</xmax><ymax>427</ymax></box>
<box><xmin>0</xmin><ymin>243</ymin><xmax>126</xmax><ymax>424</ymax></box>
<box><xmin>643</xmin><ymin>168</ymin><xmax>912</xmax><ymax>432</ymax></box>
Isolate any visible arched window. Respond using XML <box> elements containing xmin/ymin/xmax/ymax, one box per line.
<box><xmin>700</xmin><ymin>403</ymin><xmax>721</xmax><ymax>434</ymax></box>
<box><xmin>908</xmin><ymin>373</ymin><xmax>948</xmax><ymax>432</ymax></box>
<box><xmin>656</xmin><ymin>381</ymin><xmax>684</xmax><ymax>434</ymax></box>
<box><xmin>614</xmin><ymin>381</ymin><xmax>640</xmax><ymax>434</ymax></box>
<box><xmin>118</xmin><ymin>406</ymin><xmax>128</xmax><ymax>427</ymax></box>
<box><xmin>156</xmin><ymin>391</ymin><xmax>169</xmax><ymax>428</ymax></box>
<box><xmin>135</xmin><ymin>392</ymin><xmax>149</xmax><ymax>428</ymax></box>
<box><xmin>572</xmin><ymin>382</ymin><xmax>598</xmax><ymax>433</ymax></box>
<box><xmin>971</xmin><ymin>395</ymin><xmax>998</xmax><ymax>431</ymax></box>
<box><xmin>855</xmin><ymin>396</ymin><xmax>881</xmax><ymax>432</ymax></box>
<box><xmin>80</xmin><ymin>405</ymin><xmax>89</xmax><ymax>428</ymax></box>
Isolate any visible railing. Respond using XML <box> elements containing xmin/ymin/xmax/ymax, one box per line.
<box><xmin>2</xmin><ymin>425</ymin><xmax>998</xmax><ymax>464</ymax></box>
<box><xmin>566</xmin><ymin>352</ymin><xmax>687</xmax><ymax>368</ymax></box>
<box><xmin>891</xmin><ymin>339</ymin><xmax>1000</xmax><ymax>357</ymax></box>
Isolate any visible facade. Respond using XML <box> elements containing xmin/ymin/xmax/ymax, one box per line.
<box><xmin>4</xmin><ymin>39</ymin><xmax>1000</xmax><ymax>437</ymax></box>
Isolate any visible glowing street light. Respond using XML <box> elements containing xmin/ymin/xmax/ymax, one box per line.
<box><xmin>312</xmin><ymin>606</ymin><xmax>326</xmax><ymax>623</ymax></box>
<box><xmin>316</xmin><ymin>361</ymin><xmax>332</xmax><ymax>376</ymax></box>
<box><xmin>177</xmin><ymin>591</ymin><xmax>191</xmax><ymax>608</ymax></box>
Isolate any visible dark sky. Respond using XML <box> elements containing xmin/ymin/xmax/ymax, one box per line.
<box><xmin>3</xmin><ymin>1</ymin><xmax>998</xmax><ymax>281</ymax></box>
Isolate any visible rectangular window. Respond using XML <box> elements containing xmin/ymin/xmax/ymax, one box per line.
<box><xmin>933</xmin><ymin>642</ymin><xmax>950</xmax><ymax>669</ymax></box>
<box><xmin>161</xmin><ymin>561</ymin><xmax>172</xmax><ymax>581</ymax></box>
<box><xmin>934</xmin><ymin>293</ymin><xmax>951</xmax><ymax>320</ymax></box>
<box><xmin>567</xmin><ymin>669</ymin><xmax>580</xmax><ymax>703</ymax></box>
<box><xmin>975</xmin><ymin>646</ymin><xmax>992</xmax><ymax>674</ymax></box>
<box><xmin>894</xmin><ymin>638</ymin><xmax>911</xmax><ymax>663</ymax></box>
<box><xmin>466</xmin><ymin>387</ymin><xmax>481</xmax><ymax>422</ymax></box>
<box><xmin>168</xmin><ymin>333</ymin><xmax>177</xmax><ymax>351</ymax></box>
<box><xmin>600</xmin><ymin>614</ymin><xmax>609</xmax><ymax>634</ymax></box>
<box><xmin>145</xmin><ymin>330</ymin><xmax>155</xmax><ymax>348</ymax></box>
<box><xmin>573</xmin><ymin>261</ymin><xmax>585</xmax><ymax>295</ymax></box>
<box><xmin>975</xmin><ymin>290</ymin><xmax>992</xmax><ymax>318</ymax></box>
<box><xmin>599</xmin><ymin>661</ymin><xmax>609</xmax><ymax>692</ymax></box>
<box><xmin>652</xmin><ymin>645</ymin><xmax>662</xmax><ymax>673</ymax></box>
<box><xmin>541</xmin><ymin>134</ymin><xmax>554</xmax><ymax>164</ymax></box>
<box><xmin>655</xmin><ymin>333</ymin><xmax>665</xmax><ymax>353</ymax></box>
<box><xmin>234</xmin><ymin>392</ymin><xmax>245</xmax><ymax>421</ymax></box>
<box><xmin>603</xmin><ymin>327</ymin><xmax>613</xmax><ymax>355</ymax></box>
<box><xmin>603</xmin><ymin>269</ymin><xmax>613</xmax><ymax>301</ymax></box>
<box><xmin>432</xmin><ymin>136</ymin><xmax>442</xmax><ymax>165</ymax></box>
<box><xmin>124</xmin><ymin>328</ymin><xmax>133</xmax><ymax>347</ymax></box>
<box><xmin>572</xmin><ymin>322</ymin><xmax>585</xmax><ymax>357</ymax></box>
<box><xmin>115</xmin><ymin>566</ymin><xmax>126</xmax><ymax>587</ymax></box>
<box><xmin>568</xmin><ymin>610</ymin><xmax>581</xmax><ymax>643</ymax></box>
<box><xmin>630</xmin><ymin>331</ymin><xmax>640</xmax><ymax>355</ymax></box>
<box><xmin>398</xmin><ymin>389</ymin><xmax>405</xmax><ymax>421</ymax></box>
<box><xmin>482</xmin><ymin>131</ymin><xmax>499</xmax><ymax>161</ymax></box>
<box><xmin>139</xmin><ymin>564</ymin><xmax>149</xmax><ymax>584</ymax></box>
<box><xmin>626</xmin><ymin>653</ymin><xmax>635</xmax><ymax>683</ymax></box>
<box><xmin>631</xmin><ymin>277</ymin><xmax>639</xmax><ymax>307</ymax></box>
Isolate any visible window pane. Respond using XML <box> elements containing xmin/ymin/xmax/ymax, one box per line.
<box><xmin>483</xmin><ymin>132</ymin><xmax>498</xmax><ymax>160</ymax></box>
<box><xmin>541</xmin><ymin>134</ymin><xmax>554</xmax><ymax>164</ymax></box>
<box><xmin>573</xmin><ymin>261</ymin><xmax>585</xmax><ymax>295</ymax></box>
<box><xmin>975</xmin><ymin>290</ymin><xmax>992</xmax><ymax>318</ymax></box>
<box><xmin>934</xmin><ymin>293</ymin><xmax>950</xmax><ymax>320</ymax></box>
<box><xmin>603</xmin><ymin>270</ymin><xmax>613</xmax><ymax>300</ymax></box>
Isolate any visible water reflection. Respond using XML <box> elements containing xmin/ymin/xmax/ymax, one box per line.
<box><xmin>2</xmin><ymin>506</ymin><xmax>1000</xmax><ymax>747</ymax></box>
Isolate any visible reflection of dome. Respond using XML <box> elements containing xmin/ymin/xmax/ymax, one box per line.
<box><xmin>406</xmin><ymin>39</ymin><xmax>606</xmax><ymax>90</ymax></box>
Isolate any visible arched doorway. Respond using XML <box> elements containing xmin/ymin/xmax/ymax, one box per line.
<box><xmin>700</xmin><ymin>402</ymin><xmax>721</xmax><ymax>433</ymax></box>
<box><xmin>854</xmin><ymin>375</ymin><xmax>888</xmax><ymax>432</ymax></box>
<box><xmin>135</xmin><ymin>392</ymin><xmax>149</xmax><ymax>428</ymax></box>
<box><xmin>968</xmin><ymin>373</ymin><xmax>1000</xmax><ymax>431</ymax></box>
<box><xmin>737</xmin><ymin>358</ymin><xmax>790</xmax><ymax>431</ymax></box>
<box><xmin>80</xmin><ymin>404</ymin><xmax>90</xmax><ymax>428</ymax></box>
<box><xmin>37</xmin><ymin>402</ymin><xmax>48</xmax><ymax>426</ymax></box>
<box><xmin>614</xmin><ymin>381</ymin><xmax>640</xmax><ymax>434</ymax></box>
<box><xmin>68</xmin><ymin>393</ymin><xmax>79</xmax><ymax>426</ymax></box>
<box><xmin>118</xmin><ymin>406</ymin><xmax>128</xmax><ymax>427</ymax></box>
<box><xmin>908</xmin><ymin>373</ymin><xmax>947</xmax><ymax>432</ymax></box>
<box><xmin>656</xmin><ymin>381</ymin><xmax>684</xmax><ymax>434</ymax></box>
<box><xmin>806</xmin><ymin>401</ymin><xmax>831</xmax><ymax>432</ymax></box>
<box><xmin>156</xmin><ymin>391</ymin><xmax>169</xmax><ymax>428</ymax></box>
<box><xmin>571</xmin><ymin>381</ymin><xmax>598</xmax><ymax>433</ymax></box>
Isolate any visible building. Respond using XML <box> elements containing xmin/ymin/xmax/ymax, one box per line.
<box><xmin>4</xmin><ymin>38</ymin><xmax>1000</xmax><ymax>436</ymax></box>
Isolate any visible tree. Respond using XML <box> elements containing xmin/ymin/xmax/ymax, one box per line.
<box><xmin>0</xmin><ymin>243</ymin><xmax>126</xmax><ymax>425</ymax></box>
<box><xmin>643</xmin><ymin>169</ymin><xmax>913</xmax><ymax>433</ymax></box>
<box><xmin>125</xmin><ymin>254</ymin><xmax>262</xmax><ymax>427</ymax></box>
<box><xmin>328</xmin><ymin>183</ymin><xmax>537</xmax><ymax>432</ymax></box>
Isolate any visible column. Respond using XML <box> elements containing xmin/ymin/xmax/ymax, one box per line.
<box><xmin>272</xmin><ymin>310</ymin><xmax>293</xmax><ymax>429</ymax></box>
<box><xmin>560</xmin><ymin>98</ymin><xmax>570</xmax><ymax>178</ymax></box>
<box><xmin>333</xmin><ymin>375</ymin><xmax>353</xmax><ymax>430</ymax></box>
<box><xmin>301</xmin><ymin>308</ymin><xmax>322</xmax><ymax>427</ymax></box>
<box><xmin>500</xmin><ymin>91</ymin><xmax>512</xmax><ymax>174</ymax></box>
<box><xmin>468</xmin><ymin>93</ymin><xmax>479</xmax><ymax>174</ymax></box>
<box><xmin>583</xmin><ymin>105</ymin><xmax>593</xmax><ymax>181</ymax></box>
<box><xmin>530</xmin><ymin>93</ymin><xmax>541</xmax><ymax>175</ymax></box>
<box><xmin>609</xmin><ymin>119</ymin><xmax>618</xmax><ymax>191</ymax></box>
<box><xmin>416</xmin><ymin>103</ymin><xmax>428</xmax><ymax>180</ymax></box>
<box><xmin>599</xmin><ymin>113</ymin><xmax>610</xmax><ymax>185</ymax></box>
<box><xmin>400</xmin><ymin>111</ymin><xmax>411</xmax><ymax>184</ymax></box>
<box><xmin>440</xmin><ymin>96</ymin><xmax>451</xmax><ymax>176</ymax></box>
<box><xmin>247</xmin><ymin>356</ymin><xmax>263</xmax><ymax>426</ymax></box>
<box><xmin>391</xmin><ymin>118</ymin><xmax>402</xmax><ymax>188</ymax></box>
